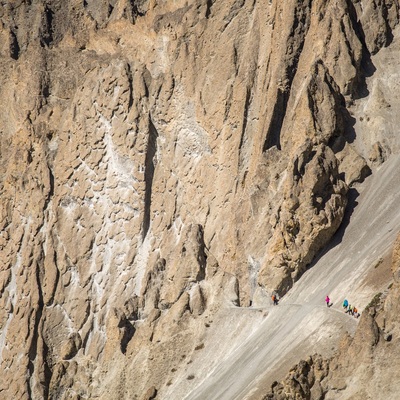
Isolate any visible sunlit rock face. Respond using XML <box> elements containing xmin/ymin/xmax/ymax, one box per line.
<box><xmin>0</xmin><ymin>0</ymin><xmax>398</xmax><ymax>398</ymax></box>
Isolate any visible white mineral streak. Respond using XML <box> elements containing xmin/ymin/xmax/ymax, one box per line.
<box><xmin>133</xmin><ymin>233</ymin><xmax>152</xmax><ymax>296</ymax></box>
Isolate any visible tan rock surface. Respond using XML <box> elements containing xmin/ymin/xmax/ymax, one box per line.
<box><xmin>0</xmin><ymin>0</ymin><xmax>399</xmax><ymax>399</ymax></box>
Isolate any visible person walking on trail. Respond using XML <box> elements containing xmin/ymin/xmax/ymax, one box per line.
<box><xmin>325</xmin><ymin>295</ymin><xmax>331</xmax><ymax>307</ymax></box>
<box><xmin>343</xmin><ymin>299</ymin><xmax>348</xmax><ymax>309</ymax></box>
<box><xmin>272</xmin><ymin>294</ymin><xmax>279</xmax><ymax>305</ymax></box>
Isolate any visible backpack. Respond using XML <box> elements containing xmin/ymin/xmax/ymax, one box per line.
<box><xmin>272</xmin><ymin>295</ymin><xmax>276</xmax><ymax>301</ymax></box>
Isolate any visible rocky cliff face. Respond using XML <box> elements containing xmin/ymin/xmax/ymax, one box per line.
<box><xmin>265</xmin><ymin>233</ymin><xmax>400</xmax><ymax>400</ymax></box>
<box><xmin>0</xmin><ymin>1</ymin><xmax>399</xmax><ymax>399</ymax></box>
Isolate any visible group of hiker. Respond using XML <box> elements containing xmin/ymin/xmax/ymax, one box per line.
<box><xmin>270</xmin><ymin>293</ymin><xmax>361</xmax><ymax>318</ymax></box>
<box><xmin>325</xmin><ymin>295</ymin><xmax>361</xmax><ymax>318</ymax></box>
<box><xmin>342</xmin><ymin>298</ymin><xmax>360</xmax><ymax>318</ymax></box>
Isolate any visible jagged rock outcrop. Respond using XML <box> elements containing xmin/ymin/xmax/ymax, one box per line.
<box><xmin>264</xmin><ymin>354</ymin><xmax>330</xmax><ymax>400</ymax></box>
<box><xmin>0</xmin><ymin>0</ymin><xmax>399</xmax><ymax>398</ymax></box>
<box><xmin>265</xmin><ymin>233</ymin><xmax>400</xmax><ymax>399</ymax></box>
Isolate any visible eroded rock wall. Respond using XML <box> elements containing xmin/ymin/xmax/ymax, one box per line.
<box><xmin>0</xmin><ymin>0</ymin><xmax>398</xmax><ymax>398</ymax></box>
